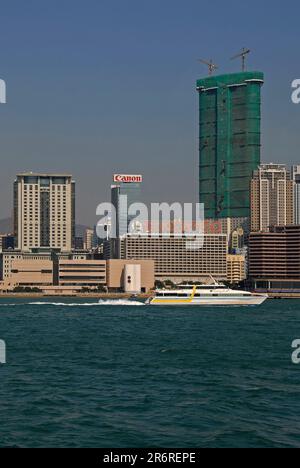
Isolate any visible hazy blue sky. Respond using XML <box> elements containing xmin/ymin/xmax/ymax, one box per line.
<box><xmin>0</xmin><ymin>0</ymin><xmax>299</xmax><ymax>226</ymax></box>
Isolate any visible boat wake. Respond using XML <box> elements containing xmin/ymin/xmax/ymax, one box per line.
<box><xmin>97</xmin><ymin>299</ymin><xmax>145</xmax><ymax>306</ymax></box>
<box><xmin>27</xmin><ymin>299</ymin><xmax>145</xmax><ymax>307</ymax></box>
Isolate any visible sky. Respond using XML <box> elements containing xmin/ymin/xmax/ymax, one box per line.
<box><xmin>0</xmin><ymin>0</ymin><xmax>299</xmax><ymax>226</ymax></box>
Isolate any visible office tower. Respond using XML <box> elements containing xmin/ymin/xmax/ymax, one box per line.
<box><xmin>111</xmin><ymin>174</ymin><xmax>143</xmax><ymax>238</ymax></box>
<box><xmin>197</xmin><ymin>71</ymin><xmax>264</xmax><ymax>219</ymax></box>
<box><xmin>292</xmin><ymin>165</ymin><xmax>300</xmax><ymax>224</ymax></box>
<box><xmin>249</xmin><ymin>225</ymin><xmax>300</xmax><ymax>292</ymax></box>
<box><xmin>250</xmin><ymin>164</ymin><xmax>294</xmax><ymax>232</ymax></box>
<box><xmin>14</xmin><ymin>173</ymin><xmax>75</xmax><ymax>252</ymax></box>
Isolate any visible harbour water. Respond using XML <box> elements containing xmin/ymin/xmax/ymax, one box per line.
<box><xmin>0</xmin><ymin>298</ymin><xmax>300</xmax><ymax>448</ymax></box>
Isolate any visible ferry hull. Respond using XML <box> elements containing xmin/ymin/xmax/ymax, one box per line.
<box><xmin>148</xmin><ymin>295</ymin><xmax>268</xmax><ymax>307</ymax></box>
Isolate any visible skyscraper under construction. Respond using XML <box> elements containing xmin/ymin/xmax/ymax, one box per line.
<box><xmin>197</xmin><ymin>71</ymin><xmax>264</xmax><ymax>220</ymax></box>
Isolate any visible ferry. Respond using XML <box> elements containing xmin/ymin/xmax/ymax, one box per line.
<box><xmin>146</xmin><ymin>281</ymin><xmax>268</xmax><ymax>307</ymax></box>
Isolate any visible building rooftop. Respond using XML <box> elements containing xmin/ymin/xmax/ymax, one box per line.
<box><xmin>16</xmin><ymin>172</ymin><xmax>73</xmax><ymax>178</ymax></box>
<box><xmin>196</xmin><ymin>71</ymin><xmax>264</xmax><ymax>89</ymax></box>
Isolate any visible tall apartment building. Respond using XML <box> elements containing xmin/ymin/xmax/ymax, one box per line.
<box><xmin>14</xmin><ymin>173</ymin><xmax>75</xmax><ymax>251</ymax></box>
<box><xmin>292</xmin><ymin>165</ymin><xmax>300</xmax><ymax>224</ymax></box>
<box><xmin>118</xmin><ymin>233</ymin><xmax>228</xmax><ymax>282</ymax></box>
<box><xmin>197</xmin><ymin>72</ymin><xmax>264</xmax><ymax>219</ymax></box>
<box><xmin>250</xmin><ymin>164</ymin><xmax>294</xmax><ymax>232</ymax></box>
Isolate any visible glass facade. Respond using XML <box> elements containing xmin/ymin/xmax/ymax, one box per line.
<box><xmin>111</xmin><ymin>182</ymin><xmax>142</xmax><ymax>238</ymax></box>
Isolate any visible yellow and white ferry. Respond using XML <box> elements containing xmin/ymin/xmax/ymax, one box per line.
<box><xmin>146</xmin><ymin>282</ymin><xmax>268</xmax><ymax>307</ymax></box>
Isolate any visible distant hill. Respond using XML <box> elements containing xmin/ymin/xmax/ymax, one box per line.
<box><xmin>0</xmin><ymin>218</ymin><xmax>91</xmax><ymax>237</ymax></box>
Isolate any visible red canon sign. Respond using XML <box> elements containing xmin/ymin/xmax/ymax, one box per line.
<box><xmin>113</xmin><ymin>174</ymin><xmax>143</xmax><ymax>183</ymax></box>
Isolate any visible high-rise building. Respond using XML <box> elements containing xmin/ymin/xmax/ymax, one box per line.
<box><xmin>250</xmin><ymin>164</ymin><xmax>294</xmax><ymax>232</ymax></box>
<box><xmin>292</xmin><ymin>165</ymin><xmax>300</xmax><ymax>224</ymax></box>
<box><xmin>197</xmin><ymin>71</ymin><xmax>264</xmax><ymax>219</ymax></box>
<box><xmin>111</xmin><ymin>174</ymin><xmax>142</xmax><ymax>238</ymax></box>
<box><xmin>14</xmin><ymin>173</ymin><xmax>75</xmax><ymax>252</ymax></box>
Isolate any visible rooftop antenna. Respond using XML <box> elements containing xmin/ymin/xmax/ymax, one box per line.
<box><xmin>198</xmin><ymin>58</ymin><xmax>218</xmax><ymax>76</ymax></box>
<box><xmin>230</xmin><ymin>48</ymin><xmax>250</xmax><ymax>72</ymax></box>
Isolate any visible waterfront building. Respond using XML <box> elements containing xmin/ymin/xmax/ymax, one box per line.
<box><xmin>249</xmin><ymin>225</ymin><xmax>300</xmax><ymax>292</ymax></box>
<box><xmin>6</xmin><ymin>259</ymin><xmax>53</xmax><ymax>288</ymax></box>
<box><xmin>106</xmin><ymin>259</ymin><xmax>155</xmax><ymax>293</ymax></box>
<box><xmin>0</xmin><ymin>253</ymin><xmax>154</xmax><ymax>293</ymax></box>
<box><xmin>250</xmin><ymin>164</ymin><xmax>294</xmax><ymax>232</ymax></box>
<box><xmin>197</xmin><ymin>72</ymin><xmax>264</xmax><ymax>219</ymax></box>
<box><xmin>117</xmin><ymin>233</ymin><xmax>228</xmax><ymax>282</ymax></box>
<box><xmin>58</xmin><ymin>259</ymin><xmax>106</xmax><ymax>288</ymax></box>
<box><xmin>14</xmin><ymin>173</ymin><xmax>75</xmax><ymax>252</ymax></box>
<box><xmin>292</xmin><ymin>165</ymin><xmax>300</xmax><ymax>224</ymax></box>
<box><xmin>1</xmin><ymin>249</ymin><xmax>92</xmax><ymax>283</ymax></box>
<box><xmin>1</xmin><ymin>250</ymin><xmax>52</xmax><ymax>282</ymax></box>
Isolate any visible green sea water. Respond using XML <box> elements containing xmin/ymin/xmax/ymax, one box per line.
<box><xmin>0</xmin><ymin>298</ymin><xmax>300</xmax><ymax>448</ymax></box>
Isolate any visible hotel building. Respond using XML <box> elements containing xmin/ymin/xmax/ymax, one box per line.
<box><xmin>14</xmin><ymin>173</ymin><xmax>75</xmax><ymax>252</ymax></box>
<box><xmin>117</xmin><ymin>233</ymin><xmax>228</xmax><ymax>282</ymax></box>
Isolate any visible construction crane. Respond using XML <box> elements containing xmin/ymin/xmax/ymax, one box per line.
<box><xmin>230</xmin><ymin>48</ymin><xmax>251</xmax><ymax>72</ymax></box>
<box><xmin>198</xmin><ymin>58</ymin><xmax>218</xmax><ymax>76</ymax></box>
